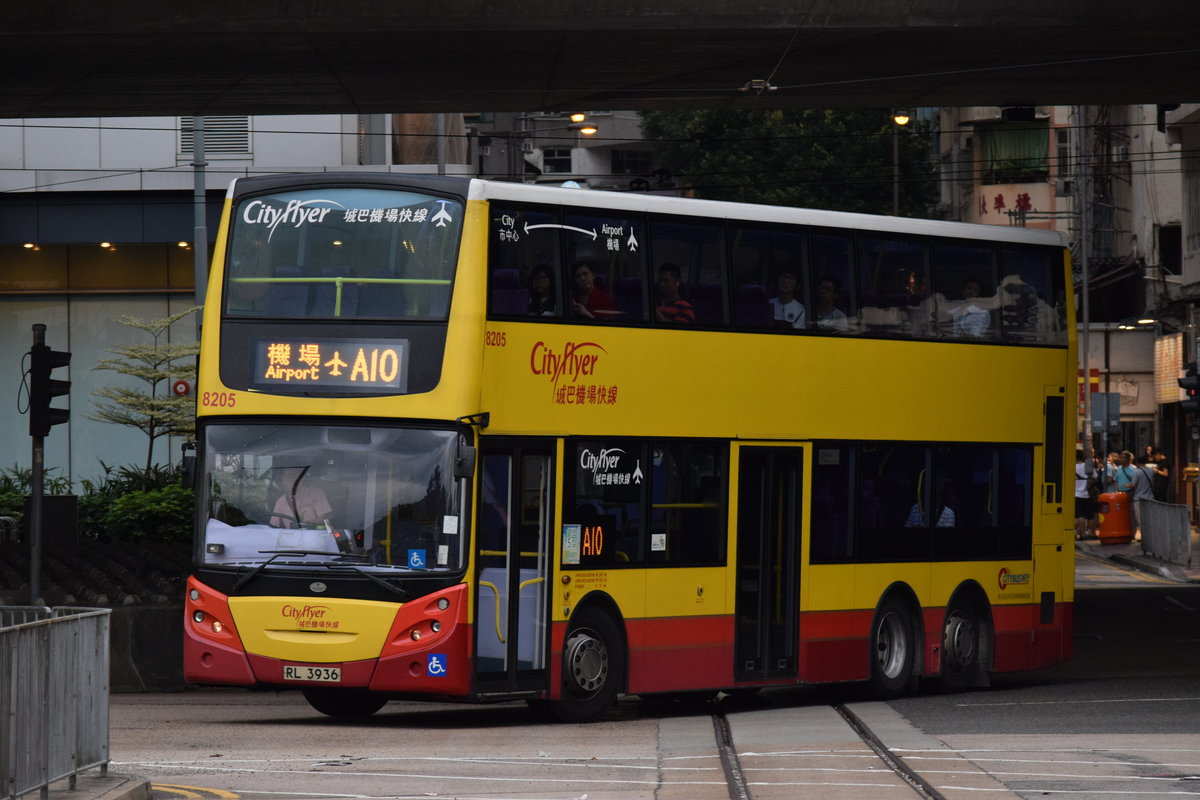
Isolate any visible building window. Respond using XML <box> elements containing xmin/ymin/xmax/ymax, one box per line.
<box><xmin>542</xmin><ymin>148</ymin><xmax>573</xmax><ymax>174</ymax></box>
<box><xmin>1186</xmin><ymin>157</ymin><xmax>1200</xmax><ymax>253</ymax></box>
<box><xmin>611</xmin><ymin>149</ymin><xmax>652</xmax><ymax>175</ymax></box>
<box><xmin>977</xmin><ymin>121</ymin><xmax>1049</xmax><ymax>184</ymax></box>
<box><xmin>179</xmin><ymin>116</ymin><xmax>251</xmax><ymax>155</ymax></box>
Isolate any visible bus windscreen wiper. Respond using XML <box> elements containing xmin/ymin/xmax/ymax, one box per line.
<box><xmin>320</xmin><ymin>561</ymin><xmax>411</xmax><ymax>601</ymax></box>
<box><xmin>233</xmin><ymin>550</ymin><xmax>342</xmax><ymax>592</ymax></box>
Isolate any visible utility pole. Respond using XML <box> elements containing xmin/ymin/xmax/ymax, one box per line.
<box><xmin>192</xmin><ymin>116</ymin><xmax>208</xmax><ymax>336</ymax></box>
<box><xmin>1077</xmin><ymin>105</ymin><xmax>1093</xmax><ymax>462</ymax></box>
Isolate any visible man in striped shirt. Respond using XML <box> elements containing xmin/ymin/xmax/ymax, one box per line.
<box><xmin>654</xmin><ymin>262</ymin><xmax>695</xmax><ymax>324</ymax></box>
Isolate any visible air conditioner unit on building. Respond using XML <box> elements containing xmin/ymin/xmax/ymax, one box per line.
<box><xmin>521</xmin><ymin>140</ymin><xmax>535</xmax><ymax>154</ymax></box>
<box><xmin>1055</xmin><ymin>179</ymin><xmax>1073</xmax><ymax>197</ymax></box>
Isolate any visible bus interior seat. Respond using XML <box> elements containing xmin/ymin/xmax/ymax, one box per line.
<box><xmin>263</xmin><ymin>266</ymin><xmax>309</xmax><ymax>316</ymax></box>
<box><xmin>489</xmin><ymin>268</ymin><xmax>527</xmax><ymax>315</ymax></box>
<box><xmin>356</xmin><ymin>269</ymin><xmax>404</xmax><ymax>318</ymax></box>
<box><xmin>694</xmin><ymin>282</ymin><xmax>725</xmax><ymax>325</ymax></box>
<box><xmin>734</xmin><ymin>284</ymin><xmax>772</xmax><ymax>328</ymax></box>
<box><xmin>613</xmin><ymin>277</ymin><xmax>645</xmax><ymax>319</ymax></box>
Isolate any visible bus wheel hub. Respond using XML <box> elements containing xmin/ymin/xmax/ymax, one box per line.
<box><xmin>565</xmin><ymin>630</ymin><xmax>608</xmax><ymax>694</ymax></box>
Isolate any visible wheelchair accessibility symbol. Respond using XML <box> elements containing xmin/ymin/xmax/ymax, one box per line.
<box><xmin>408</xmin><ymin>549</ymin><xmax>426</xmax><ymax>569</ymax></box>
<box><xmin>427</xmin><ymin>654</ymin><xmax>447</xmax><ymax>677</ymax></box>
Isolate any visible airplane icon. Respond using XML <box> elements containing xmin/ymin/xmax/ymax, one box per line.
<box><xmin>431</xmin><ymin>201</ymin><xmax>453</xmax><ymax>228</ymax></box>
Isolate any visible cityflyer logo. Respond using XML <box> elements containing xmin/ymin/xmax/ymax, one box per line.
<box><xmin>280</xmin><ymin>604</ymin><xmax>341</xmax><ymax>629</ymax></box>
<box><xmin>530</xmin><ymin>341</ymin><xmax>606</xmax><ymax>387</ymax></box>
<box><xmin>997</xmin><ymin>568</ymin><xmax>1031</xmax><ymax>591</ymax></box>
<box><xmin>242</xmin><ymin>198</ymin><xmax>346</xmax><ymax>242</ymax></box>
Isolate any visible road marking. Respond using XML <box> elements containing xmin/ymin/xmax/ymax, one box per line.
<box><xmin>153</xmin><ymin>785</ymin><xmax>240</xmax><ymax>799</ymax></box>
<box><xmin>956</xmin><ymin>695</ymin><xmax>1200</xmax><ymax>706</ymax></box>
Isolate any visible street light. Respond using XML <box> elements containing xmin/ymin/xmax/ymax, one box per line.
<box><xmin>493</xmin><ymin>116</ymin><xmax>600</xmax><ymax>181</ymax></box>
<box><xmin>892</xmin><ymin>111</ymin><xmax>911</xmax><ymax>216</ymax></box>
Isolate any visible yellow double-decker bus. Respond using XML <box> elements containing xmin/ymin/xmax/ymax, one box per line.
<box><xmin>184</xmin><ymin>173</ymin><xmax>1075</xmax><ymax>721</ymax></box>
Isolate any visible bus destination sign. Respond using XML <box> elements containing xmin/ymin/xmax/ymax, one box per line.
<box><xmin>250</xmin><ymin>338</ymin><xmax>409</xmax><ymax>392</ymax></box>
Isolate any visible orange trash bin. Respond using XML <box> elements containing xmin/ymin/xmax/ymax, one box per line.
<box><xmin>1096</xmin><ymin>491</ymin><xmax>1132</xmax><ymax>544</ymax></box>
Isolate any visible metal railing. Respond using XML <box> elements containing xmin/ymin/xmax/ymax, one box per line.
<box><xmin>1</xmin><ymin>606</ymin><xmax>111</xmax><ymax>800</ymax></box>
<box><xmin>1139</xmin><ymin>499</ymin><xmax>1193</xmax><ymax>567</ymax></box>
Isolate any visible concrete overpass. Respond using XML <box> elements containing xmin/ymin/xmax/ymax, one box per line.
<box><xmin>5</xmin><ymin>1</ymin><xmax>1200</xmax><ymax>118</ymax></box>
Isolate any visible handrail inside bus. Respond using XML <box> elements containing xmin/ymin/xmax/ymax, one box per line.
<box><xmin>230</xmin><ymin>277</ymin><xmax>453</xmax><ymax>286</ymax></box>
<box><xmin>650</xmin><ymin>502</ymin><xmax>721</xmax><ymax>510</ymax></box>
<box><xmin>478</xmin><ymin>580</ymin><xmax>504</xmax><ymax>644</ymax></box>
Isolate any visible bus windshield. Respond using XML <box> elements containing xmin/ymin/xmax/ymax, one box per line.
<box><xmin>226</xmin><ymin>187</ymin><xmax>463</xmax><ymax>320</ymax></box>
<box><xmin>200</xmin><ymin>423</ymin><xmax>468</xmax><ymax>572</ymax></box>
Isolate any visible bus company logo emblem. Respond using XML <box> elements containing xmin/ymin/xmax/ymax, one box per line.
<box><xmin>241</xmin><ymin>198</ymin><xmax>346</xmax><ymax>242</ymax></box>
<box><xmin>282</xmin><ymin>604</ymin><xmax>331</xmax><ymax>620</ymax></box>
<box><xmin>309</xmin><ymin>582</ymin><xmax>327</xmax><ymax>594</ymax></box>
<box><xmin>998</xmin><ymin>568</ymin><xmax>1031</xmax><ymax>591</ymax></box>
<box><xmin>530</xmin><ymin>340</ymin><xmax>606</xmax><ymax>387</ymax></box>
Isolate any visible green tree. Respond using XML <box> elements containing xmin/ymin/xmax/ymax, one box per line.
<box><xmin>90</xmin><ymin>308</ymin><xmax>200</xmax><ymax>477</ymax></box>
<box><xmin>639</xmin><ymin>109</ymin><xmax>939</xmax><ymax>216</ymax></box>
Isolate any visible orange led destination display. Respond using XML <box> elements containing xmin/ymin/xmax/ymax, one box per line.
<box><xmin>250</xmin><ymin>338</ymin><xmax>409</xmax><ymax>392</ymax></box>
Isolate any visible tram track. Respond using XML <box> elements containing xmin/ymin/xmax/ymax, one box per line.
<box><xmin>711</xmin><ymin>701</ymin><xmax>949</xmax><ymax>800</ymax></box>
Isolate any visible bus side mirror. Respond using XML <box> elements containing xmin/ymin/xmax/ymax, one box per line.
<box><xmin>454</xmin><ymin>441</ymin><xmax>476</xmax><ymax>480</ymax></box>
<box><xmin>181</xmin><ymin>441</ymin><xmax>197</xmax><ymax>488</ymax></box>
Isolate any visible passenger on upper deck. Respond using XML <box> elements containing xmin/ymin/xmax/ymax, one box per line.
<box><xmin>654</xmin><ymin>262</ymin><xmax>695</xmax><ymax>324</ymax></box>
<box><xmin>814</xmin><ymin>276</ymin><xmax>849</xmax><ymax>331</ymax></box>
<box><xmin>769</xmin><ymin>268</ymin><xmax>806</xmax><ymax>329</ymax></box>
<box><xmin>949</xmin><ymin>278</ymin><xmax>994</xmax><ymax>338</ymax></box>
<box><xmin>568</xmin><ymin>262</ymin><xmax>616</xmax><ymax>320</ymax></box>
<box><xmin>527</xmin><ymin>264</ymin><xmax>558</xmax><ymax>316</ymax></box>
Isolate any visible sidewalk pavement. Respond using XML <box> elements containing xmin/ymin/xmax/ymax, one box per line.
<box><xmin>1076</xmin><ymin>527</ymin><xmax>1200</xmax><ymax>583</ymax></box>
<box><xmin>37</xmin><ymin>771</ymin><xmax>149</xmax><ymax>800</ymax></box>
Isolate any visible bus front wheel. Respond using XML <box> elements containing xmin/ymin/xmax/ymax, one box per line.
<box><xmin>549</xmin><ymin>606</ymin><xmax>625</xmax><ymax>723</ymax></box>
<box><xmin>870</xmin><ymin>596</ymin><xmax>917</xmax><ymax>699</ymax></box>
<box><xmin>302</xmin><ymin>687</ymin><xmax>387</xmax><ymax>718</ymax></box>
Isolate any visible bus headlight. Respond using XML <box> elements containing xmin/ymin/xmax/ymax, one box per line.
<box><xmin>193</xmin><ymin>610</ymin><xmax>205</xmax><ymax>623</ymax></box>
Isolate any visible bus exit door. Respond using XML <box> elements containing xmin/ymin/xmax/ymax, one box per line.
<box><xmin>474</xmin><ymin>444</ymin><xmax>553</xmax><ymax>695</ymax></box>
<box><xmin>735</xmin><ymin>446</ymin><xmax>801</xmax><ymax>681</ymax></box>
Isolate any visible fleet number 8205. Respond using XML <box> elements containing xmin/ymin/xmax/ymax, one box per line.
<box><xmin>201</xmin><ymin>391</ymin><xmax>237</xmax><ymax>408</ymax></box>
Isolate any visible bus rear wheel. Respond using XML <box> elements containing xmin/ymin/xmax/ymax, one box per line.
<box><xmin>548</xmin><ymin>606</ymin><xmax>624</xmax><ymax>723</ymax></box>
<box><xmin>870</xmin><ymin>596</ymin><xmax>917</xmax><ymax>699</ymax></box>
<box><xmin>938</xmin><ymin>601</ymin><xmax>985</xmax><ymax>693</ymax></box>
<box><xmin>302</xmin><ymin>687</ymin><xmax>387</xmax><ymax>718</ymax></box>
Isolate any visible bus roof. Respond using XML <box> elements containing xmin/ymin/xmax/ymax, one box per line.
<box><xmin>469</xmin><ymin>179</ymin><xmax>1069</xmax><ymax>248</ymax></box>
<box><xmin>225</xmin><ymin>173</ymin><xmax>1067</xmax><ymax>249</ymax></box>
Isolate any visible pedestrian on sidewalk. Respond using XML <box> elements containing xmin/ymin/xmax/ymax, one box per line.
<box><xmin>1128</xmin><ymin>453</ymin><xmax>1156</xmax><ymax>541</ymax></box>
<box><xmin>1075</xmin><ymin>450</ymin><xmax>1097</xmax><ymax>540</ymax></box>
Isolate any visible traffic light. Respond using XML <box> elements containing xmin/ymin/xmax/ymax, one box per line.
<box><xmin>1179</xmin><ymin>362</ymin><xmax>1200</xmax><ymax>415</ymax></box>
<box><xmin>29</xmin><ymin>342</ymin><xmax>71</xmax><ymax>437</ymax></box>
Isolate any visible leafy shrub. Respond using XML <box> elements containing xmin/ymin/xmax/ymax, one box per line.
<box><xmin>0</xmin><ymin>464</ymin><xmax>74</xmax><ymax>528</ymax></box>
<box><xmin>100</xmin><ymin>484</ymin><xmax>193</xmax><ymax>543</ymax></box>
<box><xmin>79</xmin><ymin>462</ymin><xmax>193</xmax><ymax>543</ymax></box>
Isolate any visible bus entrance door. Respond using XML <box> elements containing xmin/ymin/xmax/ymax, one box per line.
<box><xmin>474</xmin><ymin>444</ymin><xmax>554</xmax><ymax>695</ymax></box>
<box><xmin>734</xmin><ymin>446</ymin><xmax>801</xmax><ymax>681</ymax></box>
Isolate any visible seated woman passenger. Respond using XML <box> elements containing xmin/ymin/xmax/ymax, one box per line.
<box><xmin>526</xmin><ymin>264</ymin><xmax>557</xmax><ymax>316</ymax></box>
<box><xmin>569</xmin><ymin>262</ymin><xmax>616</xmax><ymax>320</ymax></box>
